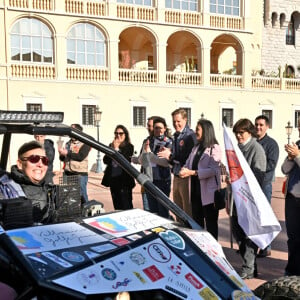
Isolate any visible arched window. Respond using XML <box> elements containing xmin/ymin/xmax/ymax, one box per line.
<box><xmin>286</xmin><ymin>16</ymin><xmax>295</xmax><ymax>45</ymax></box>
<box><xmin>67</xmin><ymin>23</ymin><xmax>106</xmax><ymax>66</ymax></box>
<box><xmin>280</xmin><ymin>13</ymin><xmax>285</xmax><ymax>28</ymax></box>
<box><xmin>11</xmin><ymin>18</ymin><xmax>53</xmax><ymax>63</ymax></box>
<box><xmin>271</xmin><ymin>12</ymin><xmax>277</xmax><ymax>27</ymax></box>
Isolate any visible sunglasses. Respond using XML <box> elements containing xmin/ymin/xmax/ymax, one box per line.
<box><xmin>235</xmin><ymin>130</ymin><xmax>246</xmax><ymax>136</ymax></box>
<box><xmin>21</xmin><ymin>155</ymin><xmax>49</xmax><ymax>166</ymax></box>
<box><xmin>114</xmin><ymin>132</ymin><xmax>125</xmax><ymax>136</ymax></box>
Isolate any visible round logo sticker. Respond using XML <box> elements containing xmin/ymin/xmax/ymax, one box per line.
<box><xmin>61</xmin><ymin>251</ymin><xmax>85</xmax><ymax>263</ymax></box>
<box><xmin>147</xmin><ymin>243</ymin><xmax>171</xmax><ymax>263</ymax></box>
<box><xmin>101</xmin><ymin>268</ymin><xmax>117</xmax><ymax>280</ymax></box>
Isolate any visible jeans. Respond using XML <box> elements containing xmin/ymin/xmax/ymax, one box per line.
<box><xmin>147</xmin><ymin>179</ymin><xmax>170</xmax><ymax>218</ymax></box>
<box><xmin>142</xmin><ymin>192</ymin><xmax>150</xmax><ymax>211</ymax></box>
<box><xmin>80</xmin><ymin>175</ymin><xmax>88</xmax><ymax>203</ymax></box>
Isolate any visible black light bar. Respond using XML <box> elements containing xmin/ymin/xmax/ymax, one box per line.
<box><xmin>0</xmin><ymin>110</ymin><xmax>64</xmax><ymax>123</ymax></box>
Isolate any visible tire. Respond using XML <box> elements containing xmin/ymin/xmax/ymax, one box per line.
<box><xmin>254</xmin><ymin>276</ymin><xmax>300</xmax><ymax>299</ymax></box>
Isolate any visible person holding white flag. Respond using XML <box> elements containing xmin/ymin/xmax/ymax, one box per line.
<box><xmin>230</xmin><ymin>118</ymin><xmax>267</xmax><ymax>279</ymax></box>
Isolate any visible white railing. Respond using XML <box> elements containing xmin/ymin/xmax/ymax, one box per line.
<box><xmin>66</xmin><ymin>67</ymin><xmax>108</xmax><ymax>81</ymax></box>
<box><xmin>119</xmin><ymin>69</ymin><xmax>157</xmax><ymax>84</ymax></box>
<box><xmin>210</xmin><ymin>74</ymin><xmax>243</xmax><ymax>88</ymax></box>
<box><xmin>251</xmin><ymin>76</ymin><xmax>281</xmax><ymax>90</ymax></box>
<box><xmin>284</xmin><ymin>78</ymin><xmax>300</xmax><ymax>91</ymax></box>
<box><xmin>210</xmin><ymin>15</ymin><xmax>243</xmax><ymax>30</ymax></box>
<box><xmin>11</xmin><ymin>64</ymin><xmax>55</xmax><ymax>79</ymax></box>
<box><xmin>166</xmin><ymin>71</ymin><xmax>202</xmax><ymax>86</ymax></box>
<box><xmin>117</xmin><ymin>3</ymin><xmax>155</xmax><ymax>21</ymax></box>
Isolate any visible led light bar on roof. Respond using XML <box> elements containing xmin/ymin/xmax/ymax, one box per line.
<box><xmin>0</xmin><ymin>110</ymin><xmax>64</xmax><ymax>123</ymax></box>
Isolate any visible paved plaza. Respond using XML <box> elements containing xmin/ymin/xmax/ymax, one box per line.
<box><xmin>78</xmin><ymin>173</ymin><xmax>288</xmax><ymax>291</ymax></box>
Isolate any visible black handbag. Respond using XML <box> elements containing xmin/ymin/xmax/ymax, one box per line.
<box><xmin>214</xmin><ymin>186</ymin><xmax>226</xmax><ymax>210</ymax></box>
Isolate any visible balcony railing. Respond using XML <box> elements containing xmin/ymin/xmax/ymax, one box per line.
<box><xmin>251</xmin><ymin>76</ymin><xmax>281</xmax><ymax>90</ymax></box>
<box><xmin>283</xmin><ymin>78</ymin><xmax>300</xmax><ymax>91</ymax></box>
<box><xmin>166</xmin><ymin>71</ymin><xmax>202</xmax><ymax>86</ymax></box>
<box><xmin>210</xmin><ymin>74</ymin><xmax>243</xmax><ymax>88</ymax></box>
<box><xmin>119</xmin><ymin>69</ymin><xmax>157</xmax><ymax>84</ymax></box>
<box><xmin>66</xmin><ymin>66</ymin><xmax>108</xmax><ymax>81</ymax></box>
<box><xmin>210</xmin><ymin>15</ymin><xmax>243</xmax><ymax>30</ymax></box>
<box><xmin>9</xmin><ymin>0</ymin><xmax>29</xmax><ymax>9</ymax></box>
<box><xmin>117</xmin><ymin>3</ymin><xmax>155</xmax><ymax>21</ymax></box>
<box><xmin>11</xmin><ymin>64</ymin><xmax>55</xmax><ymax>79</ymax></box>
<box><xmin>65</xmin><ymin>0</ymin><xmax>84</xmax><ymax>14</ymax></box>
<box><xmin>165</xmin><ymin>10</ymin><xmax>202</xmax><ymax>26</ymax></box>
<box><xmin>9</xmin><ymin>0</ymin><xmax>54</xmax><ymax>10</ymax></box>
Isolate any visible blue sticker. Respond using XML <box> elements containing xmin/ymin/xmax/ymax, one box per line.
<box><xmin>159</xmin><ymin>230</ymin><xmax>185</xmax><ymax>250</ymax></box>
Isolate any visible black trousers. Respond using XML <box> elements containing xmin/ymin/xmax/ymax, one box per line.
<box><xmin>192</xmin><ymin>200</ymin><xmax>219</xmax><ymax>240</ymax></box>
<box><xmin>110</xmin><ymin>185</ymin><xmax>133</xmax><ymax>210</ymax></box>
<box><xmin>285</xmin><ymin>192</ymin><xmax>300</xmax><ymax>275</ymax></box>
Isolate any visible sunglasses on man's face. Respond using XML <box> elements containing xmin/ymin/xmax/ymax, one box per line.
<box><xmin>21</xmin><ymin>155</ymin><xmax>49</xmax><ymax>166</ymax></box>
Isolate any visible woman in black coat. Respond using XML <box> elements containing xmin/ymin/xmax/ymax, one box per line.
<box><xmin>102</xmin><ymin>125</ymin><xmax>135</xmax><ymax>210</ymax></box>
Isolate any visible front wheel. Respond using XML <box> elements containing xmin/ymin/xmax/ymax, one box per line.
<box><xmin>254</xmin><ymin>276</ymin><xmax>300</xmax><ymax>299</ymax></box>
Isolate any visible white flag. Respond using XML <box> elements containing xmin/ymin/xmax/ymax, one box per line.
<box><xmin>223</xmin><ymin>124</ymin><xmax>281</xmax><ymax>249</ymax></box>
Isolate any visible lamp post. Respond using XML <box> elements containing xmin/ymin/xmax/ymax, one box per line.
<box><xmin>94</xmin><ymin>106</ymin><xmax>102</xmax><ymax>173</ymax></box>
<box><xmin>285</xmin><ymin>121</ymin><xmax>293</xmax><ymax>144</ymax></box>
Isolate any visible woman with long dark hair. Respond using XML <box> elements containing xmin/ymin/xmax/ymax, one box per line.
<box><xmin>102</xmin><ymin>125</ymin><xmax>135</xmax><ymax>210</ymax></box>
<box><xmin>179</xmin><ymin>119</ymin><xmax>222</xmax><ymax>239</ymax></box>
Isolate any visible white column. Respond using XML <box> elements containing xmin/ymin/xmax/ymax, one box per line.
<box><xmin>109</xmin><ymin>39</ymin><xmax>119</xmax><ymax>82</ymax></box>
<box><xmin>157</xmin><ymin>42</ymin><xmax>167</xmax><ymax>84</ymax></box>
<box><xmin>202</xmin><ymin>46</ymin><xmax>211</xmax><ymax>87</ymax></box>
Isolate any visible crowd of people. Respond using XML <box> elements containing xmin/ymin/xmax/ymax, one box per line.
<box><xmin>129</xmin><ymin>110</ymin><xmax>300</xmax><ymax>280</ymax></box>
<box><xmin>0</xmin><ymin>110</ymin><xmax>299</xmax><ymax>297</ymax></box>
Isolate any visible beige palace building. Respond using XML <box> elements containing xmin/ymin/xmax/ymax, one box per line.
<box><xmin>0</xmin><ymin>0</ymin><xmax>299</xmax><ymax>175</ymax></box>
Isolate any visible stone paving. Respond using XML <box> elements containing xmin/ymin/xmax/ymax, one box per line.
<box><xmin>70</xmin><ymin>172</ymin><xmax>288</xmax><ymax>291</ymax></box>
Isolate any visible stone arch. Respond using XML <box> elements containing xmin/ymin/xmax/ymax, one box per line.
<box><xmin>271</xmin><ymin>12</ymin><xmax>278</xmax><ymax>27</ymax></box>
<box><xmin>210</xmin><ymin>34</ymin><xmax>243</xmax><ymax>75</ymax></box>
<box><xmin>280</xmin><ymin>13</ymin><xmax>286</xmax><ymax>28</ymax></box>
<box><xmin>118</xmin><ymin>26</ymin><xmax>157</xmax><ymax>70</ymax></box>
<box><xmin>166</xmin><ymin>30</ymin><xmax>202</xmax><ymax>72</ymax></box>
<box><xmin>291</xmin><ymin>11</ymin><xmax>300</xmax><ymax>31</ymax></box>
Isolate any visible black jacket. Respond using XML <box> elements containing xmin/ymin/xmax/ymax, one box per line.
<box><xmin>10</xmin><ymin>165</ymin><xmax>49</xmax><ymax>223</ymax></box>
<box><xmin>102</xmin><ymin>143</ymin><xmax>135</xmax><ymax>189</ymax></box>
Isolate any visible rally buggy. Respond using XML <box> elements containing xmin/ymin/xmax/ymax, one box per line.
<box><xmin>0</xmin><ymin>110</ymin><xmax>298</xmax><ymax>300</ymax></box>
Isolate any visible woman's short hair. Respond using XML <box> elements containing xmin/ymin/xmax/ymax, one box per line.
<box><xmin>18</xmin><ymin>141</ymin><xmax>44</xmax><ymax>158</ymax></box>
<box><xmin>153</xmin><ymin>117</ymin><xmax>167</xmax><ymax>128</ymax></box>
<box><xmin>233</xmin><ymin>118</ymin><xmax>257</xmax><ymax>137</ymax></box>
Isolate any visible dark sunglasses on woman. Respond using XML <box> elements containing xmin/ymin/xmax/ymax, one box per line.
<box><xmin>21</xmin><ymin>155</ymin><xmax>49</xmax><ymax>166</ymax></box>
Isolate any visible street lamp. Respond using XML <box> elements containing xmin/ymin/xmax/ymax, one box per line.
<box><xmin>94</xmin><ymin>106</ymin><xmax>103</xmax><ymax>173</ymax></box>
<box><xmin>285</xmin><ymin>121</ymin><xmax>293</xmax><ymax>144</ymax></box>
